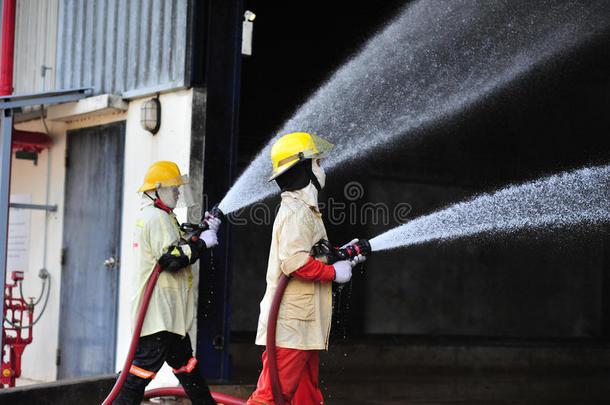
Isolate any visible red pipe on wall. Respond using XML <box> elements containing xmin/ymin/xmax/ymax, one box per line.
<box><xmin>0</xmin><ymin>0</ymin><xmax>16</xmax><ymax>96</ymax></box>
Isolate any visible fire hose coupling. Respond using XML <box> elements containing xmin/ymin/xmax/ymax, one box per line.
<box><xmin>312</xmin><ymin>238</ymin><xmax>371</xmax><ymax>265</ymax></box>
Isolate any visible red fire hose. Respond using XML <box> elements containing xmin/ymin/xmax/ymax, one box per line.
<box><xmin>102</xmin><ymin>263</ymin><xmax>246</xmax><ymax>405</ymax></box>
<box><xmin>266</xmin><ymin>274</ymin><xmax>290</xmax><ymax>405</ymax></box>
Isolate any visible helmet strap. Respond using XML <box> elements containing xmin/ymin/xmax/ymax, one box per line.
<box><xmin>148</xmin><ymin>191</ymin><xmax>173</xmax><ymax>213</ymax></box>
<box><xmin>309</xmin><ymin>170</ymin><xmax>322</xmax><ymax>191</ymax></box>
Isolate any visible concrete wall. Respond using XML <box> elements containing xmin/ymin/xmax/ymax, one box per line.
<box><xmin>10</xmin><ymin>88</ymin><xmax>195</xmax><ymax>385</ymax></box>
<box><xmin>10</xmin><ymin>119</ymin><xmax>67</xmax><ymax>382</ymax></box>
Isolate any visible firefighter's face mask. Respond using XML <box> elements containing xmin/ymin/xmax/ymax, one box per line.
<box><xmin>155</xmin><ymin>175</ymin><xmax>195</xmax><ymax>209</ymax></box>
<box><xmin>311</xmin><ymin>159</ymin><xmax>326</xmax><ymax>189</ymax></box>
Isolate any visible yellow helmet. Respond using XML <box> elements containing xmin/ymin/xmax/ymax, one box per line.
<box><xmin>269</xmin><ymin>132</ymin><xmax>333</xmax><ymax>181</ymax></box>
<box><xmin>137</xmin><ymin>161</ymin><xmax>188</xmax><ymax>192</ymax></box>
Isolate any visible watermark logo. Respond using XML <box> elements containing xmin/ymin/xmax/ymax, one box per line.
<box><xmin>192</xmin><ymin>181</ymin><xmax>412</xmax><ymax>226</ymax></box>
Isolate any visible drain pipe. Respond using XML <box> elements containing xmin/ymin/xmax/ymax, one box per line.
<box><xmin>0</xmin><ymin>0</ymin><xmax>16</xmax><ymax>96</ymax></box>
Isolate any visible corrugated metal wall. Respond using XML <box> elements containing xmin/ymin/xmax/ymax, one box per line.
<box><xmin>56</xmin><ymin>0</ymin><xmax>189</xmax><ymax>98</ymax></box>
<box><xmin>13</xmin><ymin>0</ymin><xmax>59</xmax><ymax>95</ymax></box>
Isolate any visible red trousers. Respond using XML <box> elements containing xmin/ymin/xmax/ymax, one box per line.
<box><xmin>247</xmin><ymin>347</ymin><xmax>324</xmax><ymax>405</ymax></box>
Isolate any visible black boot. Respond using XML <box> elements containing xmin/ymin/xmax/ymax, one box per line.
<box><xmin>174</xmin><ymin>363</ymin><xmax>217</xmax><ymax>405</ymax></box>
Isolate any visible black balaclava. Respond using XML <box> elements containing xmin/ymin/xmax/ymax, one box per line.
<box><xmin>275</xmin><ymin>159</ymin><xmax>322</xmax><ymax>192</ymax></box>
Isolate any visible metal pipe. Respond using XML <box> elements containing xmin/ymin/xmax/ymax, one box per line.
<box><xmin>0</xmin><ymin>109</ymin><xmax>14</xmax><ymax>366</ymax></box>
<box><xmin>0</xmin><ymin>0</ymin><xmax>16</xmax><ymax>96</ymax></box>
<box><xmin>41</xmin><ymin>112</ymin><xmax>52</xmax><ymax>276</ymax></box>
<box><xmin>8</xmin><ymin>203</ymin><xmax>57</xmax><ymax>212</ymax></box>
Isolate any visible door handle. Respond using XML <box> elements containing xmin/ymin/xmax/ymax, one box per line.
<box><xmin>104</xmin><ymin>256</ymin><xmax>116</xmax><ymax>269</ymax></box>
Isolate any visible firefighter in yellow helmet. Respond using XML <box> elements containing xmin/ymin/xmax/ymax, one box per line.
<box><xmin>247</xmin><ymin>133</ymin><xmax>365</xmax><ymax>405</ymax></box>
<box><xmin>113</xmin><ymin>161</ymin><xmax>219</xmax><ymax>405</ymax></box>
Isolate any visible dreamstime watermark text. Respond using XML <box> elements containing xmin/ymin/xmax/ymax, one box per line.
<box><xmin>191</xmin><ymin>181</ymin><xmax>412</xmax><ymax>226</ymax></box>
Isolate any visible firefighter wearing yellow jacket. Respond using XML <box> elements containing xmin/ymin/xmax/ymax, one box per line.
<box><xmin>113</xmin><ymin>161</ymin><xmax>218</xmax><ymax>405</ymax></box>
<box><xmin>247</xmin><ymin>133</ymin><xmax>365</xmax><ymax>405</ymax></box>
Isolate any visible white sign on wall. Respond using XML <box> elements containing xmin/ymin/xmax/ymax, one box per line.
<box><xmin>7</xmin><ymin>194</ymin><xmax>31</xmax><ymax>273</ymax></box>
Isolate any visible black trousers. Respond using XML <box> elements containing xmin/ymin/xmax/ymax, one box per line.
<box><xmin>113</xmin><ymin>331</ymin><xmax>216</xmax><ymax>405</ymax></box>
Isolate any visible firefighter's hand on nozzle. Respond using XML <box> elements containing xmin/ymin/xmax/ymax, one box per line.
<box><xmin>350</xmin><ymin>254</ymin><xmax>366</xmax><ymax>266</ymax></box>
<box><xmin>333</xmin><ymin>260</ymin><xmax>352</xmax><ymax>283</ymax></box>
<box><xmin>205</xmin><ymin>211</ymin><xmax>222</xmax><ymax>233</ymax></box>
<box><xmin>341</xmin><ymin>238</ymin><xmax>367</xmax><ymax>266</ymax></box>
<box><xmin>201</xmin><ymin>230</ymin><xmax>218</xmax><ymax>249</ymax></box>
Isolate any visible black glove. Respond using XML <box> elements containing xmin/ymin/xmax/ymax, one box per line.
<box><xmin>158</xmin><ymin>246</ymin><xmax>189</xmax><ymax>272</ymax></box>
<box><xmin>187</xmin><ymin>238</ymin><xmax>207</xmax><ymax>264</ymax></box>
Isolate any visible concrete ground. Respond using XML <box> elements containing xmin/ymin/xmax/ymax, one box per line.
<box><xmin>142</xmin><ymin>370</ymin><xmax>610</xmax><ymax>404</ymax></box>
<box><xmin>5</xmin><ymin>340</ymin><xmax>610</xmax><ymax>404</ymax></box>
<box><xmin>142</xmin><ymin>340</ymin><xmax>610</xmax><ymax>404</ymax></box>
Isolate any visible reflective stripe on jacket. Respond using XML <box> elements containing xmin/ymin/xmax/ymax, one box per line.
<box><xmin>130</xmin><ymin>203</ymin><xmax>194</xmax><ymax>337</ymax></box>
<box><xmin>255</xmin><ymin>183</ymin><xmax>333</xmax><ymax>350</ymax></box>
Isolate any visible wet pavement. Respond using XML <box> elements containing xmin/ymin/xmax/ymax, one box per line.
<box><xmin>141</xmin><ymin>370</ymin><xmax>610</xmax><ymax>404</ymax></box>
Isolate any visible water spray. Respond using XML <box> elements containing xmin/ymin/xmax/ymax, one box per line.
<box><xmin>369</xmin><ymin>165</ymin><xmax>609</xmax><ymax>252</ymax></box>
<box><xmin>218</xmin><ymin>0</ymin><xmax>610</xmax><ymax>216</ymax></box>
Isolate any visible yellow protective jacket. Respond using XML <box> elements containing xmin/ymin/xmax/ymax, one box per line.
<box><xmin>131</xmin><ymin>202</ymin><xmax>195</xmax><ymax>337</ymax></box>
<box><xmin>255</xmin><ymin>183</ymin><xmax>333</xmax><ymax>350</ymax></box>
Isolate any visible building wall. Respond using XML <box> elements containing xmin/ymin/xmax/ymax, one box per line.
<box><xmin>10</xmin><ymin>88</ymin><xmax>195</xmax><ymax>384</ymax></box>
<box><xmin>13</xmin><ymin>0</ymin><xmax>59</xmax><ymax>94</ymax></box>
<box><xmin>55</xmin><ymin>0</ymin><xmax>190</xmax><ymax>98</ymax></box>
<box><xmin>10</xmin><ymin>119</ymin><xmax>67</xmax><ymax>382</ymax></box>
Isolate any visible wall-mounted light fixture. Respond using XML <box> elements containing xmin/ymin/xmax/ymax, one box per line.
<box><xmin>242</xmin><ymin>10</ymin><xmax>256</xmax><ymax>56</ymax></box>
<box><xmin>140</xmin><ymin>96</ymin><xmax>161</xmax><ymax>135</ymax></box>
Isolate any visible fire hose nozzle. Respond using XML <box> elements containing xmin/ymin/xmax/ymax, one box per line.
<box><xmin>338</xmin><ymin>238</ymin><xmax>371</xmax><ymax>260</ymax></box>
<box><xmin>180</xmin><ymin>204</ymin><xmax>225</xmax><ymax>241</ymax></box>
<box><xmin>207</xmin><ymin>204</ymin><xmax>224</xmax><ymax>222</ymax></box>
<box><xmin>312</xmin><ymin>238</ymin><xmax>371</xmax><ymax>265</ymax></box>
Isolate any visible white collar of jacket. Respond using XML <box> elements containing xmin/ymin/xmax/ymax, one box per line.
<box><xmin>281</xmin><ymin>182</ymin><xmax>319</xmax><ymax>212</ymax></box>
<box><xmin>140</xmin><ymin>194</ymin><xmax>154</xmax><ymax>208</ymax></box>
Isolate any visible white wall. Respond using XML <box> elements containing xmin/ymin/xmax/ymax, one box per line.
<box><xmin>10</xmin><ymin>118</ymin><xmax>67</xmax><ymax>382</ymax></box>
<box><xmin>9</xmin><ymin>88</ymin><xmax>195</xmax><ymax>385</ymax></box>
<box><xmin>117</xmin><ymin>89</ymin><xmax>194</xmax><ymax>388</ymax></box>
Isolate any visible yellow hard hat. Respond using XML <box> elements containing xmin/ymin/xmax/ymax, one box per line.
<box><xmin>137</xmin><ymin>161</ymin><xmax>188</xmax><ymax>192</ymax></box>
<box><xmin>269</xmin><ymin>132</ymin><xmax>333</xmax><ymax>181</ymax></box>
